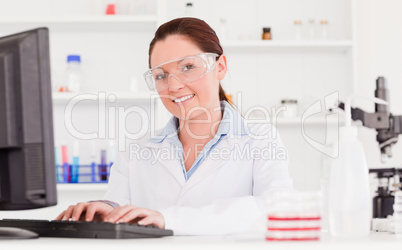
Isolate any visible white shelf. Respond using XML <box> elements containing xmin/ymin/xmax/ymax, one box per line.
<box><xmin>246</xmin><ymin>115</ymin><xmax>343</xmax><ymax>125</ymax></box>
<box><xmin>0</xmin><ymin>15</ymin><xmax>157</xmax><ymax>31</ymax></box>
<box><xmin>57</xmin><ymin>183</ymin><xmax>108</xmax><ymax>192</ymax></box>
<box><xmin>222</xmin><ymin>40</ymin><xmax>353</xmax><ymax>52</ymax></box>
<box><xmin>0</xmin><ymin>15</ymin><xmax>157</xmax><ymax>24</ymax></box>
<box><xmin>52</xmin><ymin>92</ymin><xmax>157</xmax><ymax>104</ymax></box>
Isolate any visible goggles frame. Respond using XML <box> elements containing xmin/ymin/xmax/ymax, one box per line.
<box><xmin>143</xmin><ymin>52</ymin><xmax>220</xmax><ymax>92</ymax></box>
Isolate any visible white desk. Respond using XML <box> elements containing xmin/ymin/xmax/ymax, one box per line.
<box><xmin>1</xmin><ymin>232</ymin><xmax>402</xmax><ymax>250</ymax></box>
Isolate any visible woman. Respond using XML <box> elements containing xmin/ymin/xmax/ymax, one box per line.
<box><xmin>56</xmin><ymin>17</ymin><xmax>293</xmax><ymax>235</ymax></box>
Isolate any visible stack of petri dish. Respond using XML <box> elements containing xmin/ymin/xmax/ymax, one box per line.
<box><xmin>265</xmin><ymin>190</ymin><xmax>322</xmax><ymax>241</ymax></box>
<box><xmin>394</xmin><ymin>191</ymin><xmax>402</xmax><ymax>235</ymax></box>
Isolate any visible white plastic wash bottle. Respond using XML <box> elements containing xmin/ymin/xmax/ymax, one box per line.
<box><xmin>328</xmin><ymin>95</ymin><xmax>388</xmax><ymax>238</ymax></box>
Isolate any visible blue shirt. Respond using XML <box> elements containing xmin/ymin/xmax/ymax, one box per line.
<box><xmin>148</xmin><ymin>100</ymin><xmax>248</xmax><ymax>181</ymax></box>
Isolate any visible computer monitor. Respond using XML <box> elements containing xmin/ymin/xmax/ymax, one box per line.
<box><xmin>0</xmin><ymin>28</ymin><xmax>57</xmax><ymax>211</ymax></box>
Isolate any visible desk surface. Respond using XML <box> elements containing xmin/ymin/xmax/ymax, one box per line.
<box><xmin>1</xmin><ymin>232</ymin><xmax>402</xmax><ymax>250</ymax></box>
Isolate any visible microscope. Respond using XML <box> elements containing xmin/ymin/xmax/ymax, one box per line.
<box><xmin>339</xmin><ymin>76</ymin><xmax>402</xmax><ymax>218</ymax></box>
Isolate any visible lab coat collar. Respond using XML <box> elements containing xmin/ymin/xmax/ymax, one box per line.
<box><xmin>142</xmin><ymin>101</ymin><xmax>249</xmax><ymax>187</ymax></box>
<box><xmin>142</xmin><ymin>129</ymin><xmax>243</xmax><ymax>190</ymax></box>
<box><xmin>147</xmin><ymin>100</ymin><xmax>248</xmax><ymax>145</ymax></box>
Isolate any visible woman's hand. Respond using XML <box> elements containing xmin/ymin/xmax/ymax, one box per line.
<box><xmin>103</xmin><ymin>205</ymin><xmax>165</xmax><ymax>229</ymax></box>
<box><xmin>55</xmin><ymin>202</ymin><xmax>114</xmax><ymax>222</ymax></box>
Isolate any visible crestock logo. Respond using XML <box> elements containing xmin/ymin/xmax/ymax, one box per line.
<box><xmin>128</xmin><ymin>141</ymin><xmax>287</xmax><ymax>164</ymax></box>
<box><xmin>301</xmin><ymin>92</ymin><xmax>339</xmax><ymax>158</ymax></box>
<box><xmin>63</xmin><ymin>91</ymin><xmax>339</xmax><ymax>158</ymax></box>
<box><xmin>64</xmin><ymin>92</ymin><xmax>158</xmax><ymax>151</ymax></box>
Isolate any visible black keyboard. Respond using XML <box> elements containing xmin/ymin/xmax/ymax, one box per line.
<box><xmin>0</xmin><ymin>219</ymin><xmax>173</xmax><ymax>239</ymax></box>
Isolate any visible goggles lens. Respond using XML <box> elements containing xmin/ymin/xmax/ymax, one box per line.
<box><xmin>144</xmin><ymin>53</ymin><xmax>219</xmax><ymax>92</ymax></box>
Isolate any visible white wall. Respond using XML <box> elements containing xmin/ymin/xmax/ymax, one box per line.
<box><xmin>1</xmin><ymin>0</ymin><xmax>401</xmax><ymax>196</ymax></box>
<box><xmin>162</xmin><ymin>0</ymin><xmax>354</xmax><ymax>190</ymax></box>
<box><xmin>0</xmin><ymin>0</ymin><xmax>352</xmax><ymax>193</ymax></box>
<box><xmin>356</xmin><ymin>0</ymin><xmax>402</xmax><ymax>168</ymax></box>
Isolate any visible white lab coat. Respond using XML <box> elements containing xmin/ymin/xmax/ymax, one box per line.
<box><xmin>104</xmin><ymin>121</ymin><xmax>293</xmax><ymax>236</ymax></box>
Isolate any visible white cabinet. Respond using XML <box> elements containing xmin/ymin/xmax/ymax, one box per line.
<box><xmin>154</xmin><ymin>0</ymin><xmax>356</xmax><ymax>122</ymax></box>
<box><xmin>0</xmin><ymin>0</ymin><xmax>171</xmax><ymax>166</ymax></box>
<box><xmin>0</xmin><ymin>0</ymin><xmax>356</xmax><ymax>192</ymax></box>
<box><xmin>158</xmin><ymin>0</ymin><xmax>355</xmax><ymax>190</ymax></box>
<box><xmin>0</xmin><ymin>1</ymin><xmax>159</xmax><ymax>91</ymax></box>
<box><xmin>160</xmin><ymin>0</ymin><xmax>353</xmax><ymax>191</ymax></box>
<box><xmin>0</xmin><ymin>0</ymin><xmax>357</xmax><ymax>111</ymax></box>
<box><xmin>0</xmin><ymin>0</ymin><xmax>356</xmax><ymax>122</ymax></box>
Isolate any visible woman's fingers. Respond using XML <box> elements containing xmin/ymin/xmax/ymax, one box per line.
<box><xmin>105</xmin><ymin>207</ymin><xmax>165</xmax><ymax>229</ymax></box>
<box><xmin>55</xmin><ymin>202</ymin><xmax>91</xmax><ymax>221</ymax></box>
<box><xmin>85</xmin><ymin>202</ymin><xmax>113</xmax><ymax>221</ymax></box>
<box><xmin>137</xmin><ymin>216</ymin><xmax>155</xmax><ymax>226</ymax></box>
<box><xmin>71</xmin><ymin>202</ymin><xmax>87</xmax><ymax>221</ymax></box>
<box><xmin>104</xmin><ymin>205</ymin><xmax>136</xmax><ymax>223</ymax></box>
<box><xmin>85</xmin><ymin>203</ymin><xmax>98</xmax><ymax>221</ymax></box>
<box><xmin>61</xmin><ymin>205</ymin><xmax>76</xmax><ymax>220</ymax></box>
<box><xmin>117</xmin><ymin>208</ymin><xmax>149</xmax><ymax>223</ymax></box>
<box><xmin>56</xmin><ymin>202</ymin><xmax>116</xmax><ymax>222</ymax></box>
<box><xmin>137</xmin><ymin>211</ymin><xmax>165</xmax><ymax>229</ymax></box>
<box><xmin>55</xmin><ymin>210</ymin><xmax>66</xmax><ymax>220</ymax></box>
<box><xmin>56</xmin><ymin>204</ymin><xmax>165</xmax><ymax>229</ymax></box>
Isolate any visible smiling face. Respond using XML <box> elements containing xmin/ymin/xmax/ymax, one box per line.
<box><xmin>150</xmin><ymin>34</ymin><xmax>227</xmax><ymax>121</ymax></box>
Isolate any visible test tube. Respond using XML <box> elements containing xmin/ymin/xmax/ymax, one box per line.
<box><xmin>71</xmin><ymin>140</ymin><xmax>80</xmax><ymax>183</ymax></box>
<box><xmin>90</xmin><ymin>140</ymin><xmax>97</xmax><ymax>183</ymax></box>
<box><xmin>61</xmin><ymin>143</ymin><xmax>69</xmax><ymax>182</ymax></box>
<box><xmin>100</xmin><ymin>149</ymin><xmax>107</xmax><ymax>181</ymax></box>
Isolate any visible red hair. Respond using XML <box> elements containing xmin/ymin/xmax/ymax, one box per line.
<box><xmin>148</xmin><ymin>17</ymin><xmax>230</xmax><ymax>104</ymax></box>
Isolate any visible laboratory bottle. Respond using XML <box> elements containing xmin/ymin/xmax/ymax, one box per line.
<box><xmin>293</xmin><ymin>20</ymin><xmax>302</xmax><ymax>40</ymax></box>
<box><xmin>135</xmin><ymin>0</ymin><xmax>146</xmax><ymax>14</ymax></box>
<box><xmin>320</xmin><ymin>19</ymin><xmax>329</xmax><ymax>40</ymax></box>
<box><xmin>219</xmin><ymin>18</ymin><xmax>227</xmax><ymax>41</ymax></box>
<box><xmin>184</xmin><ymin>2</ymin><xmax>194</xmax><ymax>17</ymax></box>
<box><xmin>65</xmin><ymin>55</ymin><xmax>82</xmax><ymax>92</ymax></box>
<box><xmin>280</xmin><ymin>99</ymin><xmax>298</xmax><ymax>118</ymax></box>
<box><xmin>262</xmin><ymin>27</ymin><xmax>272</xmax><ymax>40</ymax></box>
<box><xmin>328</xmin><ymin>95</ymin><xmax>388</xmax><ymax>238</ymax></box>
<box><xmin>307</xmin><ymin>19</ymin><xmax>316</xmax><ymax>40</ymax></box>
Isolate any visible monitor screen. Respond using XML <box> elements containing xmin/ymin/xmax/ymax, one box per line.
<box><xmin>0</xmin><ymin>28</ymin><xmax>57</xmax><ymax>210</ymax></box>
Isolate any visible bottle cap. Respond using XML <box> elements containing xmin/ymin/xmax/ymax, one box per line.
<box><xmin>106</xmin><ymin>4</ymin><xmax>116</xmax><ymax>15</ymax></box>
<box><xmin>67</xmin><ymin>55</ymin><xmax>81</xmax><ymax>63</ymax></box>
<box><xmin>320</xmin><ymin>20</ymin><xmax>328</xmax><ymax>24</ymax></box>
<box><xmin>263</xmin><ymin>27</ymin><xmax>271</xmax><ymax>33</ymax></box>
<box><xmin>294</xmin><ymin>20</ymin><xmax>302</xmax><ymax>24</ymax></box>
<box><xmin>281</xmin><ymin>99</ymin><xmax>298</xmax><ymax>104</ymax></box>
<box><xmin>186</xmin><ymin>2</ymin><xmax>193</xmax><ymax>7</ymax></box>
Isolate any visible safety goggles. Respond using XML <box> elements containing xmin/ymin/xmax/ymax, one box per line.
<box><xmin>143</xmin><ymin>53</ymin><xmax>220</xmax><ymax>92</ymax></box>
